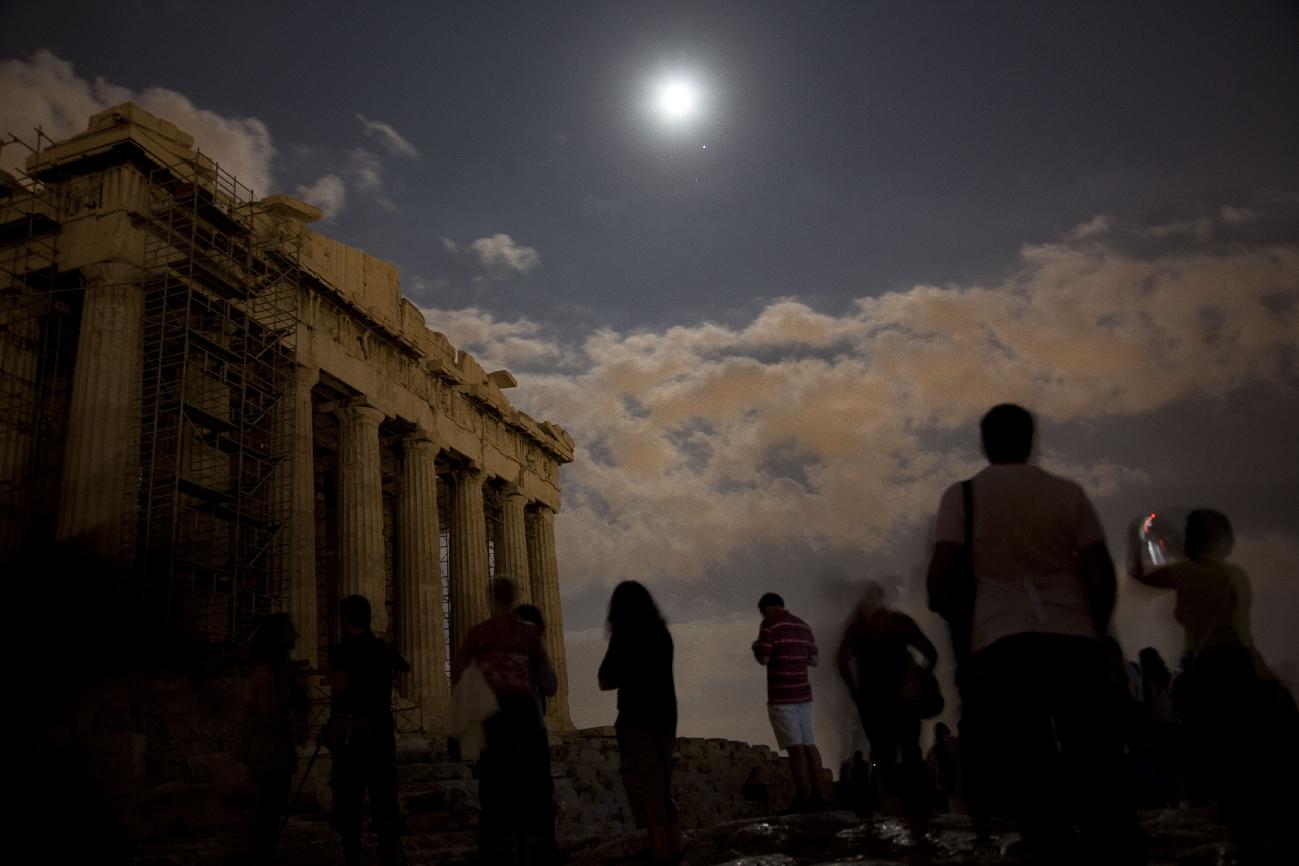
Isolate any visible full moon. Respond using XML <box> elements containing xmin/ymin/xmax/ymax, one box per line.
<box><xmin>656</xmin><ymin>79</ymin><xmax>699</xmax><ymax>121</ymax></box>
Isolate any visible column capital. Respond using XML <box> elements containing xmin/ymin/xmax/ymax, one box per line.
<box><xmin>337</xmin><ymin>400</ymin><xmax>385</xmax><ymax>426</ymax></box>
<box><xmin>294</xmin><ymin>365</ymin><xmax>320</xmax><ymax>387</ymax></box>
<box><xmin>403</xmin><ymin>432</ymin><xmax>440</xmax><ymax>458</ymax></box>
<box><xmin>80</xmin><ymin>261</ymin><xmax>141</xmax><ymax>286</ymax></box>
<box><xmin>502</xmin><ymin>482</ymin><xmax>529</xmax><ymax>505</ymax></box>
<box><xmin>451</xmin><ymin>464</ymin><xmax>484</xmax><ymax>484</ymax></box>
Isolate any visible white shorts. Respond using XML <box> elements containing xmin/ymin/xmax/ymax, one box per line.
<box><xmin>768</xmin><ymin>701</ymin><xmax>815</xmax><ymax>750</ymax></box>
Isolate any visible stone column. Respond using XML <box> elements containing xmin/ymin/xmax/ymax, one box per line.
<box><xmin>448</xmin><ymin>466</ymin><xmax>489</xmax><ymax>664</ymax></box>
<box><xmin>397</xmin><ymin>432</ymin><xmax>449</xmax><ymax>718</ymax></box>
<box><xmin>286</xmin><ymin>366</ymin><xmax>318</xmax><ymax>666</ymax></box>
<box><xmin>336</xmin><ymin>401</ymin><xmax>385</xmax><ymax>610</ymax></box>
<box><xmin>527</xmin><ymin>504</ymin><xmax>571</xmax><ymax>728</ymax></box>
<box><xmin>497</xmin><ymin>484</ymin><xmax>532</xmax><ymax>605</ymax></box>
<box><xmin>56</xmin><ymin>263</ymin><xmax>144</xmax><ymax>560</ymax></box>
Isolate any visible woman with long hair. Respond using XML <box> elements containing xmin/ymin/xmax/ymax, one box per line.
<box><xmin>598</xmin><ymin>581</ymin><xmax>682</xmax><ymax>865</ymax></box>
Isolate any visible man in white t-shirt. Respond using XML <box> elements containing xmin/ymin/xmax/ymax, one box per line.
<box><xmin>926</xmin><ymin>404</ymin><xmax>1141</xmax><ymax>865</ymax></box>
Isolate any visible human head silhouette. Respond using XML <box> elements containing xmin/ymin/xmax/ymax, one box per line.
<box><xmin>340</xmin><ymin>594</ymin><xmax>372</xmax><ymax>634</ymax></box>
<box><xmin>515</xmin><ymin>603</ymin><xmax>544</xmax><ymax>632</ymax></box>
<box><xmin>757</xmin><ymin>592</ymin><xmax>784</xmax><ymax>614</ymax></box>
<box><xmin>1184</xmin><ymin>509</ymin><xmax>1235</xmax><ymax>559</ymax></box>
<box><xmin>491</xmin><ymin>576</ymin><xmax>517</xmax><ymax>611</ymax></box>
<box><xmin>606</xmin><ymin>580</ymin><xmax>665</xmax><ymax>636</ymax></box>
<box><xmin>980</xmin><ymin>403</ymin><xmax>1035</xmax><ymax>464</ymax></box>
<box><xmin>856</xmin><ymin>581</ymin><xmax>886</xmax><ymax>619</ymax></box>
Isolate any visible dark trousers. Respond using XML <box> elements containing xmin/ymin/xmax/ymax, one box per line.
<box><xmin>1178</xmin><ymin>647</ymin><xmax>1299</xmax><ymax>862</ymax></box>
<box><xmin>477</xmin><ymin>696</ymin><xmax>557</xmax><ymax>866</ymax></box>
<box><xmin>331</xmin><ymin>727</ymin><xmax>399</xmax><ymax>866</ymax></box>
<box><xmin>853</xmin><ymin>695</ymin><xmax>930</xmax><ymax>827</ymax></box>
<box><xmin>961</xmin><ymin>633</ymin><xmax>1143</xmax><ymax>865</ymax></box>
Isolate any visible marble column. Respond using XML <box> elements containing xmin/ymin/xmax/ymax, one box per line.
<box><xmin>448</xmin><ymin>466</ymin><xmax>489</xmax><ymax>664</ymax></box>
<box><xmin>497</xmin><ymin>484</ymin><xmax>532</xmax><ymax>606</ymax></box>
<box><xmin>527</xmin><ymin>504</ymin><xmax>572</xmax><ymax>728</ymax></box>
<box><xmin>397</xmin><ymin>432</ymin><xmax>449</xmax><ymax>718</ymax></box>
<box><xmin>56</xmin><ymin>262</ymin><xmax>144</xmax><ymax>560</ymax></box>
<box><xmin>336</xmin><ymin>401</ymin><xmax>385</xmax><ymax>609</ymax></box>
<box><xmin>286</xmin><ymin>366</ymin><xmax>318</xmax><ymax>666</ymax></box>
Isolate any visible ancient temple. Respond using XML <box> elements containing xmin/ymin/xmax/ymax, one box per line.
<box><xmin>0</xmin><ymin>104</ymin><xmax>575</xmax><ymax>726</ymax></box>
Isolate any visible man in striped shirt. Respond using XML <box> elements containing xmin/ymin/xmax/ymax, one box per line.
<box><xmin>752</xmin><ymin>592</ymin><xmax>826</xmax><ymax>811</ymax></box>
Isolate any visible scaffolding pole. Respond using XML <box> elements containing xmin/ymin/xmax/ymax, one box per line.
<box><xmin>138</xmin><ymin>153</ymin><xmax>300</xmax><ymax>646</ymax></box>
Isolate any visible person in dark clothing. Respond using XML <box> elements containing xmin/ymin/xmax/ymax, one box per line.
<box><xmin>241</xmin><ymin>612</ymin><xmax>308</xmax><ymax>865</ymax></box>
<box><xmin>454</xmin><ymin>578</ymin><xmax>558</xmax><ymax>866</ymax></box>
<box><xmin>927</xmin><ymin>722</ymin><xmax>961</xmax><ymax>814</ymax></box>
<box><xmin>1136</xmin><ymin>647</ymin><xmax>1179</xmax><ymax>808</ymax></box>
<box><xmin>837</xmin><ymin>581</ymin><xmax>938</xmax><ymax>838</ymax></box>
<box><xmin>1130</xmin><ymin>509</ymin><xmax>1298</xmax><ymax>862</ymax></box>
<box><xmin>328</xmin><ymin>594</ymin><xmax>409</xmax><ymax>866</ymax></box>
<box><xmin>598</xmin><ymin>580</ymin><xmax>682</xmax><ymax>865</ymax></box>
<box><xmin>928</xmin><ymin>404</ymin><xmax>1142</xmax><ymax>865</ymax></box>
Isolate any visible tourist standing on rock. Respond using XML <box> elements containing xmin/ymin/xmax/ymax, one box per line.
<box><xmin>454</xmin><ymin>577</ymin><xmax>558</xmax><ymax>866</ymax></box>
<box><xmin>1129</xmin><ymin>509</ymin><xmax>1298</xmax><ymax>862</ymax></box>
<box><xmin>240</xmin><ymin>612</ymin><xmax>308</xmax><ymax>865</ymax></box>
<box><xmin>836</xmin><ymin>581</ymin><xmax>938</xmax><ymax>839</ymax></box>
<box><xmin>751</xmin><ymin>591</ymin><xmax>827</xmax><ymax>811</ymax></box>
<box><xmin>926</xmin><ymin>403</ymin><xmax>1142</xmax><ymax>864</ymax></box>
<box><xmin>598</xmin><ymin>580</ymin><xmax>683</xmax><ymax>865</ymax></box>
<box><xmin>327</xmin><ymin>594</ymin><xmax>408</xmax><ymax>866</ymax></box>
<box><xmin>926</xmin><ymin>722</ymin><xmax>961</xmax><ymax>815</ymax></box>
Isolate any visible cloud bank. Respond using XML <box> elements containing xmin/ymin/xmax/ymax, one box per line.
<box><xmin>1</xmin><ymin>50</ymin><xmax>275</xmax><ymax>194</ymax></box>
<box><xmin>429</xmin><ymin>201</ymin><xmax>1299</xmax><ymax>742</ymax></box>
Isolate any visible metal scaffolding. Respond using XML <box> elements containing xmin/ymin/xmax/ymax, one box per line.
<box><xmin>0</xmin><ymin>131</ymin><xmax>72</xmax><ymax>556</ymax></box>
<box><xmin>138</xmin><ymin>154</ymin><xmax>300</xmax><ymax>644</ymax></box>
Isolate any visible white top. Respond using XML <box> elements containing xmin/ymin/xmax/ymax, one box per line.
<box><xmin>935</xmin><ymin>463</ymin><xmax>1106</xmax><ymax>652</ymax></box>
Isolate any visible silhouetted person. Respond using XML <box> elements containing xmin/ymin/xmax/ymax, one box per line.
<box><xmin>927</xmin><ymin>722</ymin><xmax>961</xmax><ymax>815</ymax></box>
<box><xmin>454</xmin><ymin>577</ymin><xmax>557</xmax><ymax>866</ymax></box>
<box><xmin>847</xmin><ymin>750</ymin><xmax>873</xmax><ymax>817</ymax></box>
<box><xmin>837</xmin><ymin>581</ymin><xmax>938</xmax><ymax>838</ymax></box>
<box><xmin>328</xmin><ymin>594</ymin><xmax>408</xmax><ymax>866</ymax></box>
<box><xmin>1130</xmin><ymin>509</ymin><xmax>1297</xmax><ymax>861</ymax></box>
<box><xmin>514</xmin><ymin>603</ymin><xmax>549</xmax><ymax>717</ymax></box>
<box><xmin>1136</xmin><ymin>646</ymin><xmax>1179</xmax><ymax>808</ymax></box>
<box><xmin>598</xmin><ymin>581</ymin><xmax>683</xmax><ymax>865</ymax></box>
<box><xmin>752</xmin><ymin>591</ymin><xmax>826</xmax><ymax>811</ymax></box>
<box><xmin>927</xmin><ymin>404</ymin><xmax>1142</xmax><ymax>865</ymax></box>
<box><xmin>240</xmin><ymin>612</ymin><xmax>308</xmax><ymax>865</ymax></box>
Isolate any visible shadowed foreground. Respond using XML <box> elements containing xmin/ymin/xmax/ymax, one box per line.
<box><xmin>132</xmin><ymin>807</ymin><xmax>1235</xmax><ymax>866</ymax></box>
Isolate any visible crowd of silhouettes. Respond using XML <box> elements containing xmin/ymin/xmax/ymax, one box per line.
<box><xmin>168</xmin><ymin>398</ymin><xmax>1297</xmax><ymax>866</ymax></box>
<box><xmin>242</xmin><ymin>404</ymin><xmax>1296</xmax><ymax>866</ymax></box>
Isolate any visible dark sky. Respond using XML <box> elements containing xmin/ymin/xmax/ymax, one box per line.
<box><xmin>6</xmin><ymin>1</ymin><xmax>1297</xmax><ymax>331</ymax></box>
<box><xmin>3</xmin><ymin>1</ymin><xmax>1298</xmax><ymax>752</ymax></box>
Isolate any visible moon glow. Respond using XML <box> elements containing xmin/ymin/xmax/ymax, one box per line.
<box><xmin>656</xmin><ymin>79</ymin><xmax>699</xmax><ymax>121</ymax></box>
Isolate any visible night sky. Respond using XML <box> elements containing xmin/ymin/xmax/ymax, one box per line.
<box><xmin>4</xmin><ymin>1</ymin><xmax>1298</xmax><ymax>756</ymax></box>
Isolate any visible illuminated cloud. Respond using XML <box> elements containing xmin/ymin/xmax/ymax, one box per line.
<box><xmin>0</xmin><ymin>50</ymin><xmax>275</xmax><ymax>193</ymax></box>
<box><xmin>440</xmin><ymin>233</ymin><xmax>542</xmax><ymax>282</ymax></box>
<box><xmin>432</xmin><ymin>200</ymin><xmax>1299</xmax><ymax>600</ymax></box>
<box><xmin>295</xmin><ymin>173</ymin><xmax>346</xmax><ymax>220</ymax></box>
<box><xmin>355</xmin><ymin>113</ymin><xmax>419</xmax><ymax>158</ymax></box>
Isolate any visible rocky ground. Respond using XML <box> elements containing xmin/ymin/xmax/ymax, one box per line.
<box><xmin>131</xmin><ymin>807</ymin><xmax>1237</xmax><ymax>866</ymax></box>
<box><xmin>119</xmin><ymin>728</ymin><xmax>1239</xmax><ymax>866</ymax></box>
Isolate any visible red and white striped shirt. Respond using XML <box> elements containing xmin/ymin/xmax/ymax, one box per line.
<box><xmin>753</xmin><ymin>608</ymin><xmax>817</xmax><ymax>705</ymax></box>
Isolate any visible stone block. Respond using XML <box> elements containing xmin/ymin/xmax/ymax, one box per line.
<box><xmin>395</xmin><ymin>737</ymin><xmax>434</xmax><ymax>765</ymax></box>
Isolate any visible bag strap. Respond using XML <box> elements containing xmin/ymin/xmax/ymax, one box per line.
<box><xmin>962</xmin><ymin>479</ymin><xmax>973</xmax><ymax>554</ymax></box>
